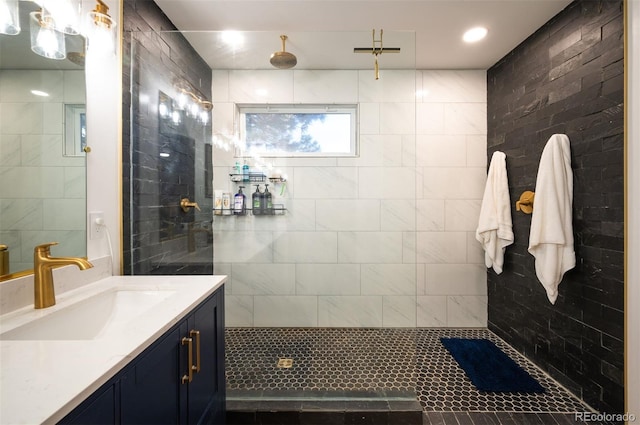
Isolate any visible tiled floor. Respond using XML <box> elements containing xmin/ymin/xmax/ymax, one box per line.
<box><xmin>226</xmin><ymin>328</ymin><xmax>606</xmax><ymax>425</ymax></box>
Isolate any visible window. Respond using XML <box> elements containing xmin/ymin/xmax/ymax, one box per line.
<box><xmin>238</xmin><ymin>104</ymin><xmax>358</xmax><ymax>157</ymax></box>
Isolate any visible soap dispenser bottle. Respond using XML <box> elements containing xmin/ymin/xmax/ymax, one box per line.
<box><xmin>242</xmin><ymin>161</ymin><xmax>250</xmax><ymax>182</ymax></box>
<box><xmin>234</xmin><ymin>186</ymin><xmax>246</xmax><ymax>215</ymax></box>
<box><xmin>252</xmin><ymin>185</ymin><xmax>261</xmax><ymax>215</ymax></box>
<box><xmin>263</xmin><ymin>184</ymin><xmax>273</xmax><ymax>215</ymax></box>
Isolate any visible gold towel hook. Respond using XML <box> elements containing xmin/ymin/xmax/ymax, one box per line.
<box><xmin>516</xmin><ymin>191</ymin><xmax>535</xmax><ymax>214</ymax></box>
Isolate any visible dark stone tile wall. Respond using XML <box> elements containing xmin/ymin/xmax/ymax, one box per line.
<box><xmin>486</xmin><ymin>0</ymin><xmax>624</xmax><ymax>414</ymax></box>
<box><xmin>122</xmin><ymin>0</ymin><xmax>213</xmax><ymax>275</ymax></box>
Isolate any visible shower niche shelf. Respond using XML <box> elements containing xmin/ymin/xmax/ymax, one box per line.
<box><xmin>215</xmin><ymin>205</ymin><xmax>286</xmax><ymax>217</ymax></box>
<box><xmin>229</xmin><ymin>172</ymin><xmax>267</xmax><ymax>183</ymax></box>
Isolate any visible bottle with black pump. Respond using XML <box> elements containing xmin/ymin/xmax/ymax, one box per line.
<box><xmin>264</xmin><ymin>184</ymin><xmax>273</xmax><ymax>215</ymax></box>
<box><xmin>252</xmin><ymin>185</ymin><xmax>261</xmax><ymax>215</ymax></box>
<box><xmin>234</xmin><ymin>186</ymin><xmax>246</xmax><ymax>215</ymax></box>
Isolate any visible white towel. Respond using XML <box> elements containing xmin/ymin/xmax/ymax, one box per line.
<box><xmin>475</xmin><ymin>151</ymin><xmax>514</xmax><ymax>274</ymax></box>
<box><xmin>528</xmin><ymin>134</ymin><xmax>576</xmax><ymax>304</ymax></box>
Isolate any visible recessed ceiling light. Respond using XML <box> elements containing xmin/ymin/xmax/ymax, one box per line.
<box><xmin>463</xmin><ymin>27</ymin><xmax>488</xmax><ymax>43</ymax></box>
<box><xmin>31</xmin><ymin>90</ymin><xmax>49</xmax><ymax>97</ymax></box>
<box><xmin>221</xmin><ymin>31</ymin><xmax>244</xmax><ymax>49</ymax></box>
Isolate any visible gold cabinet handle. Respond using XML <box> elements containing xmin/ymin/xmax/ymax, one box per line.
<box><xmin>181</xmin><ymin>336</ymin><xmax>193</xmax><ymax>384</ymax></box>
<box><xmin>190</xmin><ymin>330</ymin><xmax>201</xmax><ymax>373</ymax></box>
<box><xmin>180</xmin><ymin>198</ymin><xmax>201</xmax><ymax>212</ymax></box>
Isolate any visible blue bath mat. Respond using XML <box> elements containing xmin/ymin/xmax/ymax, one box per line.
<box><xmin>440</xmin><ymin>338</ymin><xmax>545</xmax><ymax>393</ymax></box>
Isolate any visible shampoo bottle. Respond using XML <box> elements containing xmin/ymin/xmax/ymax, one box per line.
<box><xmin>242</xmin><ymin>161</ymin><xmax>249</xmax><ymax>182</ymax></box>
<box><xmin>252</xmin><ymin>185</ymin><xmax>261</xmax><ymax>215</ymax></box>
<box><xmin>264</xmin><ymin>184</ymin><xmax>273</xmax><ymax>215</ymax></box>
<box><xmin>234</xmin><ymin>186</ymin><xmax>246</xmax><ymax>215</ymax></box>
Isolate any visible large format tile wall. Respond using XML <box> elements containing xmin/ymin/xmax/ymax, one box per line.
<box><xmin>211</xmin><ymin>69</ymin><xmax>487</xmax><ymax>328</ymax></box>
<box><xmin>0</xmin><ymin>70</ymin><xmax>86</xmax><ymax>273</ymax></box>
<box><xmin>487</xmin><ymin>0</ymin><xmax>624</xmax><ymax>413</ymax></box>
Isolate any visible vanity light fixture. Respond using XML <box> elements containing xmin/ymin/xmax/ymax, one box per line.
<box><xmin>463</xmin><ymin>26</ymin><xmax>488</xmax><ymax>43</ymax></box>
<box><xmin>46</xmin><ymin>0</ymin><xmax>82</xmax><ymax>35</ymax></box>
<box><xmin>30</xmin><ymin>8</ymin><xmax>66</xmax><ymax>60</ymax></box>
<box><xmin>86</xmin><ymin>0</ymin><xmax>116</xmax><ymax>55</ymax></box>
<box><xmin>0</xmin><ymin>0</ymin><xmax>20</xmax><ymax>35</ymax></box>
<box><xmin>354</xmin><ymin>29</ymin><xmax>400</xmax><ymax>80</ymax></box>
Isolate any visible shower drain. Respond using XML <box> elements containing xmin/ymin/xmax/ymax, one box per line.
<box><xmin>277</xmin><ymin>358</ymin><xmax>293</xmax><ymax>368</ymax></box>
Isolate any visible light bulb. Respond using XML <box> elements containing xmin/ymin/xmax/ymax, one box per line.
<box><xmin>0</xmin><ymin>0</ymin><xmax>20</xmax><ymax>35</ymax></box>
<box><xmin>30</xmin><ymin>10</ymin><xmax>65</xmax><ymax>60</ymax></box>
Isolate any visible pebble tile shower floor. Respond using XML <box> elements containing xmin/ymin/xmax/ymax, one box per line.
<box><xmin>226</xmin><ymin>328</ymin><xmax>600</xmax><ymax>424</ymax></box>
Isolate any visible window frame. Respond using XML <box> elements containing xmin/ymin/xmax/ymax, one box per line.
<box><xmin>236</xmin><ymin>103</ymin><xmax>359</xmax><ymax>158</ymax></box>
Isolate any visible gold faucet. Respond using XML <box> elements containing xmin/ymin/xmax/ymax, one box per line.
<box><xmin>33</xmin><ymin>242</ymin><xmax>93</xmax><ymax>309</ymax></box>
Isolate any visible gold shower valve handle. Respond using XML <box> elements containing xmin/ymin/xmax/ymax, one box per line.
<box><xmin>180</xmin><ymin>198</ymin><xmax>201</xmax><ymax>212</ymax></box>
<box><xmin>516</xmin><ymin>191</ymin><xmax>535</xmax><ymax>214</ymax></box>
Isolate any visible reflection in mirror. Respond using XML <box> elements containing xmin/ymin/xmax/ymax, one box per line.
<box><xmin>0</xmin><ymin>1</ymin><xmax>87</xmax><ymax>280</ymax></box>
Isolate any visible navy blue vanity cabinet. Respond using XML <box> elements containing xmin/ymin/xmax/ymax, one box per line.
<box><xmin>58</xmin><ymin>286</ymin><xmax>225</xmax><ymax>425</ymax></box>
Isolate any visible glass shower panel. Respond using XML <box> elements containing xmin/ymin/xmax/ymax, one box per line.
<box><xmin>205</xmin><ymin>29</ymin><xmax>418</xmax><ymax>404</ymax></box>
<box><xmin>126</xmin><ymin>33</ymin><xmax>213</xmax><ymax>275</ymax></box>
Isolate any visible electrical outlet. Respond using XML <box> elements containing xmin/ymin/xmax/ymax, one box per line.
<box><xmin>90</xmin><ymin>212</ymin><xmax>105</xmax><ymax>240</ymax></box>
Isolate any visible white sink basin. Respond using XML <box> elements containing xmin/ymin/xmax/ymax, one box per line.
<box><xmin>0</xmin><ymin>290</ymin><xmax>176</xmax><ymax>341</ymax></box>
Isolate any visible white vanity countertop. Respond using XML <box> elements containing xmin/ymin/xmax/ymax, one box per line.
<box><xmin>0</xmin><ymin>275</ymin><xmax>226</xmax><ymax>425</ymax></box>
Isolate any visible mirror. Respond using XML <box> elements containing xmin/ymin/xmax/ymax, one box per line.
<box><xmin>0</xmin><ymin>1</ymin><xmax>87</xmax><ymax>280</ymax></box>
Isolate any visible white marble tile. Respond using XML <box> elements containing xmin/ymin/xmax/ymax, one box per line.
<box><xmin>416</xmin><ymin>103</ymin><xmax>444</xmax><ymax>135</ymax></box>
<box><xmin>417</xmin><ymin>296</ymin><xmax>448</xmax><ymax>327</ymax></box>
<box><xmin>447</xmin><ymin>295</ymin><xmax>487</xmax><ymax>327</ymax></box>
<box><xmin>318</xmin><ymin>296</ymin><xmax>382</xmax><ymax>327</ymax></box>
<box><xmin>444</xmin><ymin>103</ymin><xmax>487</xmax><ymax>135</ymax></box>
<box><xmin>231</xmin><ymin>263</ymin><xmax>296</xmax><ymax>295</ymax></box>
<box><xmin>467</xmin><ymin>231</ymin><xmax>485</xmax><ymax>265</ymax></box>
<box><xmin>0</xmin><ymin>166</ymin><xmax>64</xmax><ymax>198</ymax></box>
<box><xmin>225</xmin><ymin>295</ymin><xmax>254</xmax><ymax>327</ymax></box>
<box><xmin>466</xmin><ymin>135</ymin><xmax>487</xmax><ymax>167</ymax></box>
<box><xmin>422</xmin><ymin>167</ymin><xmax>486</xmax><ymax>200</ymax></box>
<box><xmin>0</xmin><ymin>199</ymin><xmax>43</xmax><ymax>230</ymax></box>
<box><xmin>254</xmin><ymin>295</ymin><xmax>318</xmax><ymax>327</ymax></box>
<box><xmin>361</xmin><ymin>263</ymin><xmax>415</xmax><ymax>295</ymax></box>
<box><xmin>417</xmin><ymin>231</ymin><xmax>468</xmax><ymax>264</ymax></box>
<box><xmin>271</xmin><ymin>157</ymin><xmax>338</xmax><ymax>167</ymax></box>
<box><xmin>444</xmin><ymin>200</ymin><xmax>481</xmax><ymax>231</ymax></box>
<box><xmin>273</xmin><ymin>231</ymin><xmax>337</xmax><ymax>263</ymax></box>
<box><xmin>337</xmin><ymin>134</ymin><xmax>402</xmax><ymax>167</ymax></box>
<box><xmin>358</xmin><ymin>103</ymin><xmax>380</xmax><ymax>135</ymax></box>
<box><xmin>63</xmin><ymin>71</ymin><xmax>86</xmax><ymax>103</ymax></box>
<box><xmin>212</xmin><ymin>102</ymin><xmax>236</xmax><ymax>135</ymax></box>
<box><xmin>0</xmin><ymin>103</ymin><xmax>43</xmax><ymax>134</ymax></box>
<box><xmin>358</xmin><ymin>70</ymin><xmax>417</xmax><ymax>103</ymax></box>
<box><xmin>416</xmin><ymin>199</ymin><xmax>445</xmax><ymax>231</ymax></box>
<box><xmin>21</xmin><ymin>135</ymin><xmax>72</xmax><ymax>167</ymax></box>
<box><xmin>380</xmin><ymin>199</ymin><xmax>416</xmax><ymax>231</ymax></box>
<box><xmin>43</xmin><ymin>103</ymin><xmax>63</xmax><ymax>135</ymax></box>
<box><xmin>416</xmin><ymin>135</ymin><xmax>467</xmax><ymax>167</ymax></box>
<box><xmin>425</xmin><ymin>264</ymin><xmax>487</xmax><ymax>295</ymax></box>
<box><xmin>212</xmin><ymin>70</ymin><xmax>230</xmax><ymax>102</ymax></box>
<box><xmin>229</xmin><ymin>70</ymin><xmax>294</xmax><ymax>103</ymax></box>
<box><xmin>403</xmin><ymin>231</ymin><xmax>417</xmax><ymax>264</ymax></box>
<box><xmin>380</xmin><ymin>102</ymin><xmax>415</xmax><ymax>135</ymax></box>
<box><xmin>416</xmin><ymin>263</ymin><xmax>426</xmax><ymax>295</ymax></box>
<box><xmin>421</xmin><ymin>70</ymin><xmax>487</xmax><ymax>103</ymax></box>
<box><xmin>0</xmin><ymin>135</ymin><xmax>21</xmax><ymax>166</ymax></box>
<box><xmin>338</xmin><ymin>231</ymin><xmax>402</xmax><ymax>264</ymax></box>
<box><xmin>64</xmin><ymin>167</ymin><xmax>87</xmax><ymax>198</ymax></box>
<box><xmin>293</xmin><ymin>166</ymin><xmax>357</xmax><ymax>199</ymax></box>
<box><xmin>43</xmin><ymin>199</ymin><xmax>85</xmax><ymax>230</ymax></box>
<box><xmin>295</xmin><ymin>264</ymin><xmax>360</xmax><ymax>295</ymax></box>
<box><xmin>213</xmin><ymin>231</ymin><xmax>273</xmax><ymax>263</ymax></box>
<box><xmin>0</xmin><ymin>70</ymin><xmax>64</xmax><ymax>102</ymax></box>
<box><xmin>316</xmin><ymin>199</ymin><xmax>380</xmax><ymax>231</ymax></box>
<box><xmin>402</xmin><ymin>134</ymin><xmax>416</xmax><ymax>167</ymax></box>
<box><xmin>383</xmin><ymin>296</ymin><xmax>417</xmax><ymax>327</ymax></box>
<box><xmin>358</xmin><ymin>167</ymin><xmax>416</xmax><ymax>199</ymax></box>
<box><xmin>293</xmin><ymin>70</ymin><xmax>358</xmax><ymax>103</ymax></box>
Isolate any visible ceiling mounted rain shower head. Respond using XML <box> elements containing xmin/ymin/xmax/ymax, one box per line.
<box><xmin>270</xmin><ymin>34</ymin><xmax>297</xmax><ymax>69</ymax></box>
